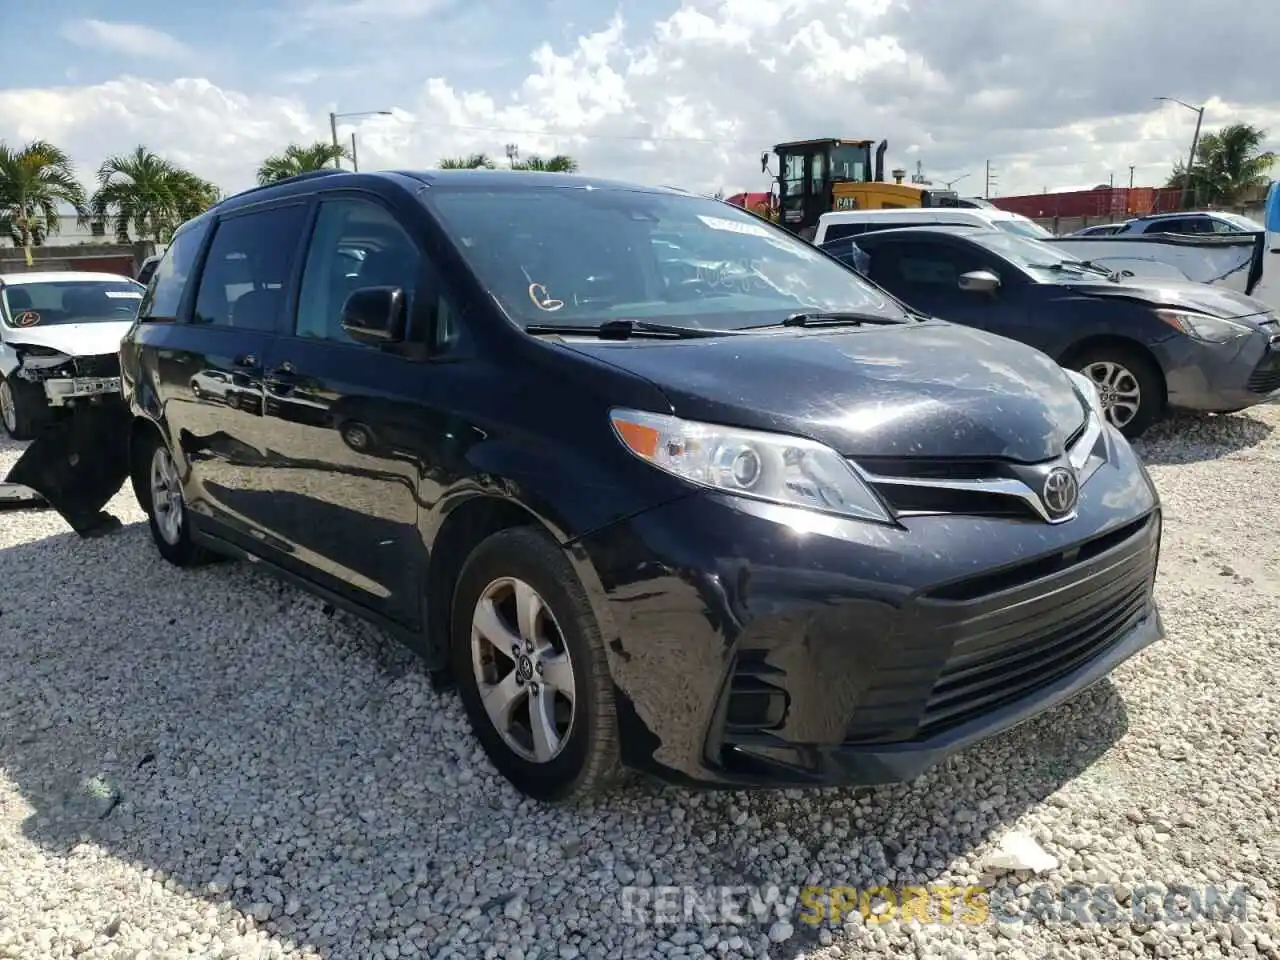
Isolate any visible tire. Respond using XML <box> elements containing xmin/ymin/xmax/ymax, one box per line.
<box><xmin>134</xmin><ymin>430</ymin><xmax>216</xmax><ymax>567</ymax></box>
<box><xmin>0</xmin><ymin>375</ymin><xmax>48</xmax><ymax>441</ymax></box>
<box><xmin>1070</xmin><ymin>345</ymin><xmax>1164</xmax><ymax>439</ymax></box>
<box><xmin>450</xmin><ymin>526</ymin><xmax>622</xmax><ymax>802</ymax></box>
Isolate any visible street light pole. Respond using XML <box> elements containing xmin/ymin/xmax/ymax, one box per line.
<box><xmin>329</xmin><ymin>112</ymin><xmax>339</xmax><ymax>167</ymax></box>
<box><xmin>1155</xmin><ymin>97</ymin><xmax>1206</xmax><ymax>209</ymax></box>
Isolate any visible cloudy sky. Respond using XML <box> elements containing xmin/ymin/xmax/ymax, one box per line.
<box><xmin>2</xmin><ymin>0</ymin><xmax>1278</xmax><ymax>199</ymax></box>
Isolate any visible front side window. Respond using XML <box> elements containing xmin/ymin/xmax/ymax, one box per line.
<box><xmin>1</xmin><ymin>279</ymin><xmax>144</xmax><ymax>328</ymax></box>
<box><xmin>294</xmin><ymin>198</ymin><xmax>424</xmax><ymax>345</ymax></box>
<box><xmin>192</xmin><ymin>204</ymin><xmax>307</xmax><ymax>331</ymax></box>
<box><xmin>866</xmin><ymin>241</ymin><xmax>988</xmax><ymax>289</ymax></box>
<box><xmin>139</xmin><ymin>217</ymin><xmax>211</xmax><ymax>320</ymax></box>
<box><xmin>425</xmin><ymin>187</ymin><xmax>906</xmax><ymax>331</ymax></box>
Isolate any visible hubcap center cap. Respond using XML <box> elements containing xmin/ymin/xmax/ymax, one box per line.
<box><xmin>515</xmin><ymin>655</ymin><xmax>534</xmax><ymax>683</ymax></box>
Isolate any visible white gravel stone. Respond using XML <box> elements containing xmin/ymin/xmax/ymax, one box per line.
<box><xmin>3</xmin><ymin>407</ymin><xmax>1280</xmax><ymax>960</ymax></box>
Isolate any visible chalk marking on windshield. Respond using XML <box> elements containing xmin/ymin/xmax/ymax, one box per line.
<box><xmin>106</xmin><ymin>291</ymin><xmax>143</xmax><ymax>299</ymax></box>
<box><xmin>697</xmin><ymin>215</ymin><xmax>772</xmax><ymax>238</ymax></box>
<box><xmin>528</xmin><ymin>283</ymin><xmax>564</xmax><ymax>311</ymax></box>
<box><xmin>14</xmin><ymin>311</ymin><xmax>40</xmax><ymax>327</ymax></box>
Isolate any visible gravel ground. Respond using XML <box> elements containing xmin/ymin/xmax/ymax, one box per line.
<box><xmin>2</xmin><ymin>409</ymin><xmax>1280</xmax><ymax>960</ymax></box>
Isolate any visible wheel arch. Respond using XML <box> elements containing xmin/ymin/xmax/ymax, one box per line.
<box><xmin>422</xmin><ymin>492</ymin><xmax>622</xmax><ymax>680</ymax></box>
<box><xmin>1057</xmin><ymin>334</ymin><xmax>1169</xmax><ymax>407</ymax></box>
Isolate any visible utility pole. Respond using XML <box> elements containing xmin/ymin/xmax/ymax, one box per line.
<box><xmin>351</xmin><ymin>133</ymin><xmax>359</xmax><ymax>172</ymax></box>
<box><xmin>1129</xmin><ymin>165</ymin><xmax>1135</xmax><ymax>189</ymax></box>
<box><xmin>984</xmin><ymin>160</ymin><xmax>998</xmax><ymax>198</ymax></box>
<box><xmin>328</xmin><ymin>109</ymin><xmax>393</xmax><ymax>169</ymax></box>
<box><xmin>1154</xmin><ymin>97</ymin><xmax>1205</xmax><ymax>210</ymax></box>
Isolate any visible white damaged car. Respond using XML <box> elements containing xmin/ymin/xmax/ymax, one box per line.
<box><xmin>0</xmin><ymin>271</ymin><xmax>144</xmax><ymax>440</ymax></box>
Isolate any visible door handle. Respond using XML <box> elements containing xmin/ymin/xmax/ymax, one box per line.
<box><xmin>233</xmin><ymin>354</ymin><xmax>258</xmax><ymax>369</ymax></box>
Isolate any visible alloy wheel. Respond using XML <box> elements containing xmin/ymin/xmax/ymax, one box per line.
<box><xmin>1082</xmin><ymin>360</ymin><xmax>1141</xmax><ymax>429</ymax></box>
<box><xmin>149</xmin><ymin>445</ymin><xmax>185</xmax><ymax>546</ymax></box>
<box><xmin>470</xmin><ymin>577</ymin><xmax>577</xmax><ymax>763</ymax></box>
<box><xmin>0</xmin><ymin>381</ymin><xmax>15</xmax><ymax>434</ymax></box>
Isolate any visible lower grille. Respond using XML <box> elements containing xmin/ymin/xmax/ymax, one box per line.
<box><xmin>1247</xmin><ymin>366</ymin><xmax>1280</xmax><ymax>394</ymax></box>
<box><xmin>74</xmin><ymin>354</ymin><xmax>121</xmax><ymax>378</ymax></box>
<box><xmin>844</xmin><ymin>512</ymin><xmax>1158</xmax><ymax>745</ymax></box>
<box><xmin>917</xmin><ymin>578</ymin><xmax>1149</xmax><ymax>738</ymax></box>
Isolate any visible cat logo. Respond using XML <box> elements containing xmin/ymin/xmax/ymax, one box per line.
<box><xmin>835</xmin><ymin>197</ymin><xmax>859</xmax><ymax>210</ymax></box>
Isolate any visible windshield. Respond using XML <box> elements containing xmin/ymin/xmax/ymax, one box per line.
<box><xmin>424</xmin><ymin>186</ymin><xmax>907</xmax><ymax>330</ymax></box>
<box><xmin>965</xmin><ymin>231</ymin><xmax>1104</xmax><ymax>279</ymax></box>
<box><xmin>992</xmin><ymin>218</ymin><xmax>1055</xmax><ymax>239</ymax></box>
<box><xmin>1</xmin><ymin>279</ymin><xmax>144</xmax><ymax>327</ymax></box>
<box><xmin>1221</xmin><ymin>213</ymin><xmax>1265</xmax><ymax>232</ymax></box>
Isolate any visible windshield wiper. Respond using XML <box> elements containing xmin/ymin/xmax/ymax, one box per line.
<box><xmin>756</xmin><ymin>310</ymin><xmax>913</xmax><ymax>329</ymax></box>
<box><xmin>1031</xmin><ymin>260</ymin><xmax>1133</xmax><ymax>282</ymax></box>
<box><xmin>526</xmin><ymin>319</ymin><xmax>742</xmax><ymax>340</ymax></box>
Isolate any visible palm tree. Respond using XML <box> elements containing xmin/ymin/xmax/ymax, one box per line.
<box><xmin>257</xmin><ymin>141</ymin><xmax>351</xmax><ymax>184</ymax></box>
<box><xmin>0</xmin><ymin>139</ymin><xmax>88</xmax><ymax>266</ymax></box>
<box><xmin>438</xmin><ymin>153</ymin><xmax>496</xmax><ymax>169</ymax></box>
<box><xmin>1166</xmin><ymin>122</ymin><xmax>1277</xmax><ymax>207</ymax></box>
<box><xmin>91</xmin><ymin>146</ymin><xmax>219</xmax><ymax>243</ymax></box>
<box><xmin>511</xmin><ymin>154</ymin><xmax>578</xmax><ymax>173</ymax></box>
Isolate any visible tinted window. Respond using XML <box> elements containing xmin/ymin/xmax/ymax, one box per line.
<box><xmin>425</xmin><ymin>188</ymin><xmax>906</xmax><ymax>330</ymax></box>
<box><xmin>139</xmin><ymin>218</ymin><xmax>211</xmax><ymax>320</ymax></box>
<box><xmin>868</xmin><ymin>240</ymin><xmax>988</xmax><ymax>288</ymax></box>
<box><xmin>192</xmin><ymin>205</ymin><xmax>307</xmax><ymax>331</ymax></box>
<box><xmin>1143</xmin><ymin>217</ymin><xmax>1201</xmax><ymax>234</ymax></box>
<box><xmin>1</xmin><ymin>280</ymin><xmax>144</xmax><ymax>328</ymax></box>
<box><xmin>295</xmin><ymin>199</ymin><xmax>424</xmax><ymax>346</ymax></box>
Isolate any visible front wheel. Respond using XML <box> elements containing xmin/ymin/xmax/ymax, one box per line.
<box><xmin>0</xmin><ymin>376</ymin><xmax>47</xmax><ymax>441</ymax></box>
<box><xmin>450</xmin><ymin>527</ymin><xmax>622</xmax><ymax>802</ymax></box>
<box><xmin>1072</xmin><ymin>346</ymin><xmax>1165</xmax><ymax>439</ymax></box>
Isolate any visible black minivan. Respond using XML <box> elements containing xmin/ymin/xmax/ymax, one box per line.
<box><xmin>102</xmin><ymin>169</ymin><xmax>1162</xmax><ymax>800</ymax></box>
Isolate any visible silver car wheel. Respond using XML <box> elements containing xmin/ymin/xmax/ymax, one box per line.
<box><xmin>470</xmin><ymin>576</ymin><xmax>577</xmax><ymax>764</ymax></box>
<box><xmin>149</xmin><ymin>445</ymin><xmax>185</xmax><ymax>546</ymax></box>
<box><xmin>1082</xmin><ymin>360</ymin><xmax>1141</xmax><ymax>429</ymax></box>
<box><xmin>0</xmin><ymin>380</ymin><xmax>16</xmax><ymax>434</ymax></box>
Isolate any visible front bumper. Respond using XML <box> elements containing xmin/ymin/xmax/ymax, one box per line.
<box><xmin>43</xmin><ymin>375</ymin><xmax>123</xmax><ymax>406</ymax></box>
<box><xmin>1157</xmin><ymin>323</ymin><xmax>1280</xmax><ymax>411</ymax></box>
<box><xmin>574</xmin><ymin>429</ymin><xmax>1163</xmax><ymax>789</ymax></box>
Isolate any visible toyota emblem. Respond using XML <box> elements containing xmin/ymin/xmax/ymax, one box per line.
<box><xmin>1042</xmin><ymin>466</ymin><xmax>1079</xmax><ymax>517</ymax></box>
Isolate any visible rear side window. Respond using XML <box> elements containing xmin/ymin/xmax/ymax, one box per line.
<box><xmin>138</xmin><ymin>219</ymin><xmax>211</xmax><ymax>321</ymax></box>
<box><xmin>192</xmin><ymin>204</ymin><xmax>307</xmax><ymax>331</ymax></box>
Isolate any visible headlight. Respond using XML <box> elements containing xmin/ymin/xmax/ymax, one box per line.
<box><xmin>1155</xmin><ymin>308</ymin><xmax>1252</xmax><ymax>344</ymax></box>
<box><xmin>609</xmin><ymin>408</ymin><xmax>892</xmax><ymax>523</ymax></box>
<box><xmin>1064</xmin><ymin>368</ymin><xmax>1105</xmax><ymax>420</ymax></box>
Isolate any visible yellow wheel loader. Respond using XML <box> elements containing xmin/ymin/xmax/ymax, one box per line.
<box><xmin>764</xmin><ymin>138</ymin><xmax>960</xmax><ymax>239</ymax></box>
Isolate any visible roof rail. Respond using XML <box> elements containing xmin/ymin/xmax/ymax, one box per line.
<box><xmin>214</xmin><ymin>168</ymin><xmax>348</xmax><ymax>207</ymax></box>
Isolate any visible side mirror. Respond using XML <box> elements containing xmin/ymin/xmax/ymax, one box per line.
<box><xmin>339</xmin><ymin>286</ymin><xmax>406</xmax><ymax>344</ymax></box>
<box><xmin>958</xmin><ymin>269</ymin><xmax>1000</xmax><ymax>294</ymax></box>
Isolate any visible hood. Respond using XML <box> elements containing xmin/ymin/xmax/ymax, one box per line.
<box><xmin>1059</xmin><ymin>276</ymin><xmax>1274</xmax><ymax>322</ymax></box>
<box><xmin>558</xmin><ymin>321</ymin><xmax>1088</xmax><ymax>462</ymax></box>
<box><xmin>5</xmin><ymin>321</ymin><xmax>133</xmax><ymax>358</ymax></box>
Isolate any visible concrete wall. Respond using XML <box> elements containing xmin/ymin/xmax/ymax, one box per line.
<box><xmin>0</xmin><ymin>241</ymin><xmax>156</xmax><ymax>278</ymax></box>
<box><xmin>0</xmin><ymin>215</ymin><xmax>144</xmax><ymax>247</ymax></box>
<box><xmin>1035</xmin><ymin>202</ymin><xmax>1267</xmax><ymax>237</ymax></box>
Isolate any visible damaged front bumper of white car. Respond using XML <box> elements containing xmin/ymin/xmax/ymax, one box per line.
<box><xmin>13</xmin><ymin>347</ymin><xmax>123</xmax><ymax>406</ymax></box>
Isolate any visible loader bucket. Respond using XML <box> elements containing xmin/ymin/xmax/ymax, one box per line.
<box><xmin>2</xmin><ymin>403</ymin><xmax>132</xmax><ymax>537</ymax></box>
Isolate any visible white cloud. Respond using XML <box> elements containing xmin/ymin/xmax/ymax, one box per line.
<box><xmin>58</xmin><ymin>19</ymin><xmax>193</xmax><ymax>61</ymax></box>
<box><xmin>12</xmin><ymin>0</ymin><xmax>1280</xmax><ymax>201</ymax></box>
